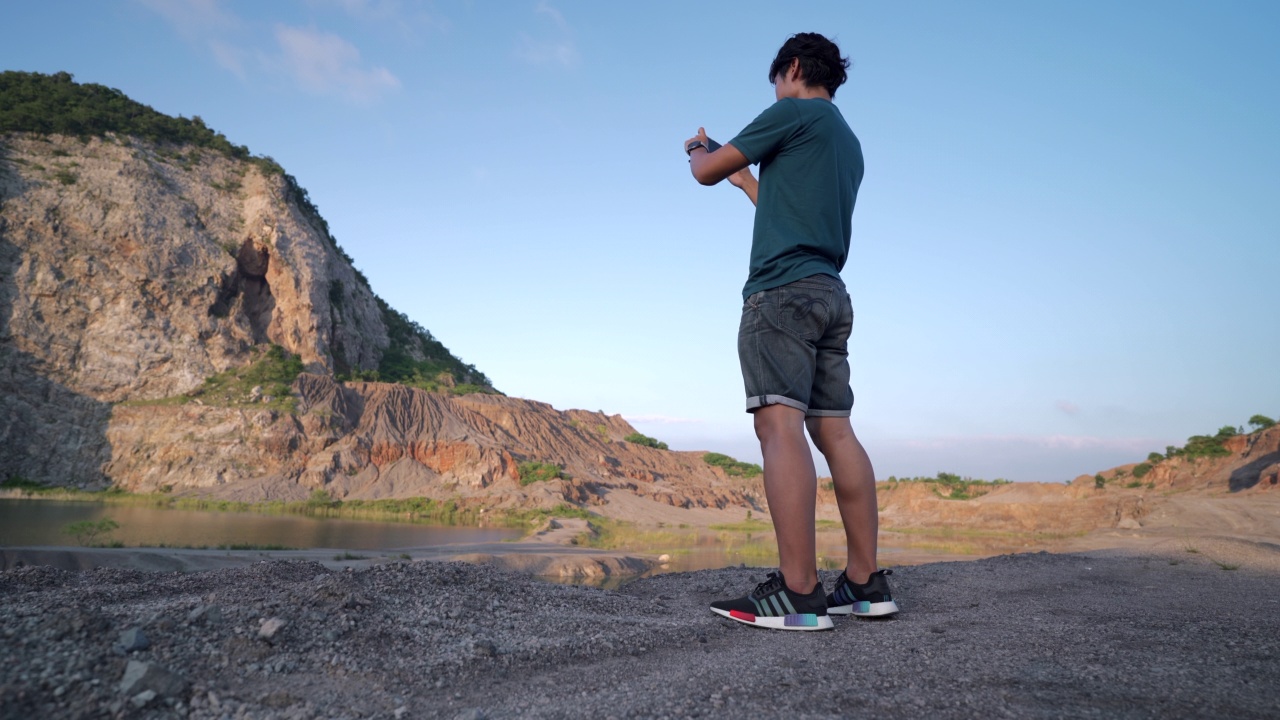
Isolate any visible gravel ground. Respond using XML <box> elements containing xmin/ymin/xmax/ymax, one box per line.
<box><xmin>2</xmin><ymin>550</ymin><xmax>1278</xmax><ymax>719</ymax></box>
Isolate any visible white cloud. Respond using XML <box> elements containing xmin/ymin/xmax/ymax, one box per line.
<box><xmin>208</xmin><ymin>40</ymin><xmax>248</xmax><ymax>78</ymax></box>
<box><xmin>1055</xmin><ymin>400</ymin><xmax>1081</xmax><ymax>415</ymax></box>
<box><xmin>272</xmin><ymin>25</ymin><xmax>401</xmax><ymax>102</ymax></box>
<box><xmin>534</xmin><ymin>0</ymin><xmax>568</xmax><ymax>31</ymax></box>
<box><xmin>515</xmin><ymin>1</ymin><xmax>577</xmax><ymax>68</ymax></box>
<box><xmin>136</xmin><ymin>0</ymin><xmax>235</xmax><ymax>36</ymax></box>
<box><xmin>305</xmin><ymin>0</ymin><xmax>448</xmax><ymax>35</ymax></box>
<box><xmin>138</xmin><ymin>1</ymin><xmax>401</xmax><ymax>103</ymax></box>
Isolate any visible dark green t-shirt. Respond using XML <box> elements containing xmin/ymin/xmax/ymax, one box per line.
<box><xmin>728</xmin><ymin>97</ymin><xmax>863</xmax><ymax>300</ymax></box>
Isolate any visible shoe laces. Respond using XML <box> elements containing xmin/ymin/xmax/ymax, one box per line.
<box><xmin>751</xmin><ymin>572</ymin><xmax>785</xmax><ymax>598</ymax></box>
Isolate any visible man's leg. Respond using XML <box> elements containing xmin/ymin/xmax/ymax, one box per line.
<box><xmin>806</xmin><ymin>416</ymin><xmax>877</xmax><ymax>583</ymax></box>
<box><xmin>753</xmin><ymin>404</ymin><xmax>818</xmax><ymax>594</ymax></box>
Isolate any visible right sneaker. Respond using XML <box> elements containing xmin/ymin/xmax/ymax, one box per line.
<box><xmin>826</xmin><ymin>569</ymin><xmax>899</xmax><ymax>617</ymax></box>
<box><xmin>710</xmin><ymin>571</ymin><xmax>834</xmax><ymax>631</ymax></box>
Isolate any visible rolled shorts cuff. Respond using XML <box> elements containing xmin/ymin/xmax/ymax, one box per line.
<box><xmin>745</xmin><ymin>394</ymin><xmax>808</xmax><ymax>414</ymax></box>
<box><xmin>804</xmin><ymin>408</ymin><xmax>852</xmax><ymax>418</ymax></box>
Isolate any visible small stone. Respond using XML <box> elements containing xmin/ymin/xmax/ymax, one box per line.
<box><xmin>131</xmin><ymin>690</ymin><xmax>157</xmax><ymax>709</ymax></box>
<box><xmin>119</xmin><ymin>660</ymin><xmax>187</xmax><ymax>697</ymax></box>
<box><xmin>115</xmin><ymin>628</ymin><xmax>149</xmax><ymax>653</ymax></box>
<box><xmin>258</xmin><ymin>617</ymin><xmax>287</xmax><ymax>641</ymax></box>
<box><xmin>394</xmin><ymin>707</ymin><xmax>409</xmax><ymax>719</ymax></box>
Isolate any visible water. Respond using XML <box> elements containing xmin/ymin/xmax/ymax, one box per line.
<box><xmin>0</xmin><ymin>499</ymin><xmax>522</xmax><ymax>550</ymax></box>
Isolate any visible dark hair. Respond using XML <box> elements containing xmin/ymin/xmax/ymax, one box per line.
<box><xmin>768</xmin><ymin>33</ymin><xmax>850</xmax><ymax>97</ymax></box>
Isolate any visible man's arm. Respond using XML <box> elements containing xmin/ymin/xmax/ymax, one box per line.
<box><xmin>727</xmin><ymin>167</ymin><xmax>758</xmax><ymax>206</ymax></box>
<box><xmin>684</xmin><ymin>127</ymin><xmax>751</xmax><ymax>186</ymax></box>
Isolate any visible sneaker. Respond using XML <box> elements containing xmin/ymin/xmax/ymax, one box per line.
<box><xmin>826</xmin><ymin>569</ymin><xmax>899</xmax><ymax>617</ymax></box>
<box><xmin>710</xmin><ymin>571</ymin><xmax>834</xmax><ymax>631</ymax></box>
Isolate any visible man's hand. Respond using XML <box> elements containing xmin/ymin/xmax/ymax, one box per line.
<box><xmin>727</xmin><ymin>166</ymin><xmax>755</xmax><ymax>189</ymax></box>
<box><xmin>684</xmin><ymin>127</ymin><xmax>751</xmax><ymax>187</ymax></box>
<box><xmin>727</xmin><ymin>166</ymin><xmax>758</xmax><ymax>206</ymax></box>
<box><xmin>683</xmin><ymin>127</ymin><xmax>710</xmax><ymax>156</ymax></box>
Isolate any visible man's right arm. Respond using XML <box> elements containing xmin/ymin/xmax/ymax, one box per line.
<box><xmin>728</xmin><ymin>167</ymin><xmax>758</xmax><ymax>206</ymax></box>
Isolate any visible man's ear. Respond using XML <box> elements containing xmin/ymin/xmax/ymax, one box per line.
<box><xmin>788</xmin><ymin>57</ymin><xmax>801</xmax><ymax>83</ymax></box>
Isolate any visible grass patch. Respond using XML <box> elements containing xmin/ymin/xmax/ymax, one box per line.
<box><xmin>518</xmin><ymin>461</ymin><xmax>568</xmax><ymax>486</ymax></box>
<box><xmin>624</xmin><ymin>432</ymin><xmax>668</xmax><ymax>450</ymax></box>
<box><xmin>120</xmin><ymin>344</ymin><xmax>303</xmax><ymax>412</ymax></box>
<box><xmin>708</xmin><ymin>519</ymin><xmax>773</xmax><ymax>532</ymax></box>
<box><xmin>883</xmin><ymin>472</ymin><xmax>1012</xmax><ymax>500</ymax></box>
<box><xmin>1215</xmin><ymin>562</ymin><xmax>1239</xmax><ymax>571</ymax></box>
<box><xmin>703</xmin><ymin>452</ymin><xmax>762</xmax><ymax>478</ymax></box>
<box><xmin>333</xmin><ymin>552</ymin><xmax>367</xmax><ymax>561</ymax></box>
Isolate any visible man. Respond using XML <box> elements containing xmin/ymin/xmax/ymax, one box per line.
<box><xmin>684</xmin><ymin>32</ymin><xmax>898</xmax><ymax>631</ymax></box>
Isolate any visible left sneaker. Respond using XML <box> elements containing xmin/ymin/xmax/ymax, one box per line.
<box><xmin>710</xmin><ymin>571</ymin><xmax>833</xmax><ymax>631</ymax></box>
<box><xmin>826</xmin><ymin>568</ymin><xmax>899</xmax><ymax>617</ymax></box>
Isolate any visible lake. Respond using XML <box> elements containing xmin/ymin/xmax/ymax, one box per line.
<box><xmin>0</xmin><ymin>498</ymin><xmax>523</xmax><ymax>550</ymax></box>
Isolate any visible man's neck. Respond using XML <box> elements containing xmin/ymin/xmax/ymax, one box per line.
<box><xmin>785</xmin><ymin>87</ymin><xmax>831</xmax><ymax>102</ymax></box>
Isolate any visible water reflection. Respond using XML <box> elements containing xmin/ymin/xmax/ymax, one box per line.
<box><xmin>0</xmin><ymin>499</ymin><xmax>521</xmax><ymax>550</ymax></box>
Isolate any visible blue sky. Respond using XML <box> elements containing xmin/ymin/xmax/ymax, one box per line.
<box><xmin>3</xmin><ymin>1</ymin><xmax>1277</xmax><ymax>481</ymax></box>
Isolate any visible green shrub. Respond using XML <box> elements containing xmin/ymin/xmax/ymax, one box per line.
<box><xmin>62</xmin><ymin>518</ymin><xmax>119</xmax><ymax>546</ymax></box>
<box><xmin>1095</xmin><ymin>475</ymin><xmax>1105</xmax><ymax>489</ymax></box>
<box><xmin>0</xmin><ymin>70</ymin><xmax>267</xmax><ymax>165</ymax></box>
<box><xmin>1249</xmin><ymin>414</ymin><xmax>1276</xmax><ymax>431</ymax></box>
<box><xmin>1131</xmin><ymin>462</ymin><xmax>1153</xmax><ymax>479</ymax></box>
<box><xmin>52</xmin><ymin>168</ymin><xmax>76</xmax><ymax>184</ymax></box>
<box><xmin>1147</xmin><ymin>452</ymin><xmax>1164</xmax><ymax>464</ymax></box>
<box><xmin>703</xmin><ymin>453</ymin><xmax>763</xmax><ymax>478</ymax></box>
<box><xmin>306</xmin><ymin>488</ymin><xmax>335</xmax><ymax>507</ymax></box>
<box><xmin>1125</xmin><ymin>481</ymin><xmax>1143</xmax><ymax>489</ymax></box>
<box><xmin>184</xmin><ymin>344</ymin><xmax>303</xmax><ymax>411</ymax></box>
<box><xmin>518</xmin><ymin>461</ymin><xmax>567</xmax><ymax>486</ymax></box>
<box><xmin>624</xmin><ymin>432</ymin><xmax>668</xmax><ymax>450</ymax></box>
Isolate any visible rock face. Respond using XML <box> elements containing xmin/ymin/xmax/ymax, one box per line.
<box><xmin>0</xmin><ymin>133</ymin><xmax>434</xmax><ymax>486</ymax></box>
<box><xmin>104</xmin><ymin>374</ymin><xmax>759</xmax><ymax>515</ymax></box>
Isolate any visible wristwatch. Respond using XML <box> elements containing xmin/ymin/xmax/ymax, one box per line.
<box><xmin>685</xmin><ymin>140</ymin><xmax>709</xmax><ymax>156</ymax></box>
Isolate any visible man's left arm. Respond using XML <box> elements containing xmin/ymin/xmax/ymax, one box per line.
<box><xmin>684</xmin><ymin>127</ymin><xmax>751</xmax><ymax>186</ymax></box>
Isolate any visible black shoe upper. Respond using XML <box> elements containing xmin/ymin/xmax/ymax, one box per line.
<box><xmin>827</xmin><ymin>568</ymin><xmax>894</xmax><ymax>606</ymax></box>
<box><xmin>711</xmin><ymin>571</ymin><xmax>828</xmax><ymax>617</ymax></box>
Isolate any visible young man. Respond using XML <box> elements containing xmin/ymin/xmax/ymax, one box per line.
<box><xmin>684</xmin><ymin>32</ymin><xmax>898</xmax><ymax>631</ymax></box>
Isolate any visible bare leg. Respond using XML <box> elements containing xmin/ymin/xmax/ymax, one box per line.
<box><xmin>806</xmin><ymin>416</ymin><xmax>878</xmax><ymax>583</ymax></box>
<box><xmin>752</xmin><ymin>404</ymin><xmax>818</xmax><ymax>594</ymax></box>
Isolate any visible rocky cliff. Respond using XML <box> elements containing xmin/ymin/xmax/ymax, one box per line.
<box><xmin>0</xmin><ymin>73</ymin><xmax>756</xmax><ymax>517</ymax></box>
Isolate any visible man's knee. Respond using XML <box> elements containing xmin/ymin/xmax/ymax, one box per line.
<box><xmin>806</xmin><ymin>416</ymin><xmax>855</xmax><ymax>453</ymax></box>
<box><xmin>753</xmin><ymin>404</ymin><xmax>806</xmax><ymax>442</ymax></box>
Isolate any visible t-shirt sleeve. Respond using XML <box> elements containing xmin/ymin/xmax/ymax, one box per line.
<box><xmin>727</xmin><ymin>100</ymin><xmax>801</xmax><ymax>165</ymax></box>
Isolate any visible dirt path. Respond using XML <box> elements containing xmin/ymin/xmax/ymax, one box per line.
<box><xmin>2</xmin><ymin>547</ymin><xmax>1278</xmax><ymax>719</ymax></box>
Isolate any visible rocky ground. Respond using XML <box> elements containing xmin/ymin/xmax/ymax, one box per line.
<box><xmin>2</xmin><ymin>547</ymin><xmax>1278</xmax><ymax>720</ymax></box>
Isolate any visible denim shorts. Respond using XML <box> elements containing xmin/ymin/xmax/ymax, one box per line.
<box><xmin>738</xmin><ymin>273</ymin><xmax>854</xmax><ymax>417</ymax></box>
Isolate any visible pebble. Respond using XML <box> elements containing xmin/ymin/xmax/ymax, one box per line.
<box><xmin>258</xmin><ymin>617</ymin><xmax>288</xmax><ymax>641</ymax></box>
<box><xmin>115</xmin><ymin>627</ymin><xmax>149</xmax><ymax>653</ymax></box>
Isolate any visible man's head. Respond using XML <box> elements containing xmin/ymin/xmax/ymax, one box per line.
<box><xmin>769</xmin><ymin>33</ymin><xmax>850</xmax><ymax>100</ymax></box>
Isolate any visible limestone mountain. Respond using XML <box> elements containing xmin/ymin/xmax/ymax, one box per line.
<box><xmin>0</xmin><ymin>71</ymin><xmax>758</xmax><ymax>516</ymax></box>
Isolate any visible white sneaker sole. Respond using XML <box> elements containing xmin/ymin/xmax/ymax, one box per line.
<box><xmin>828</xmin><ymin>600</ymin><xmax>900</xmax><ymax>617</ymax></box>
<box><xmin>710</xmin><ymin>607</ymin><xmax>834</xmax><ymax>631</ymax></box>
